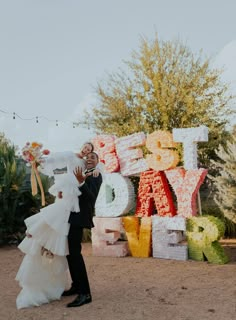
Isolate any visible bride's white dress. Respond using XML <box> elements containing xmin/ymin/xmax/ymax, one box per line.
<box><xmin>16</xmin><ymin>152</ymin><xmax>85</xmax><ymax>309</ymax></box>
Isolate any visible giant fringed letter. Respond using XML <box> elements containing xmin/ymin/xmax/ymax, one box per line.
<box><xmin>95</xmin><ymin>173</ymin><xmax>135</xmax><ymax>217</ymax></box>
<box><xmin>165</xmin><ymin>168</ymin><xmax>208</xmax><ymax>217</ymax></box>
<box><xmin>186</xmin><ymin>216</ymin><xmax>229</xmax><ymax>264</ymax></box>
<box><xmin>146</xmin><ymin>130</ymin><xmax>179</xmax><ymax>171</ymax></box>
<box><xmin>116</xmin><ymin>132</ymin><xmax>148</xmax><ymax>176</ymax></box>
<box><xmin>173</xmin><ymin>126</ymin><xmax>208</xmax><ymax>170</ymax></box>
<box><xmin>152</xmin><ymin>216</ymin><xmax>188</xmax><ymax>261</ymax></box>
<box><xmin>122</xmin><ymin>216</ymin><xmax>152</xmax><ymax>257</ymax></box>
<box><xmin>92</xmin><ymin>217</ymin><xmax>129</xmax><ymax>257</ymax></box>
<box><xmin>92</xmin><ymin>134</ymin><xmax>119</xmax><ymax>172</ymax></box>
<box><xmin>135</xmin><ymin>170</ymin><xmax>176</xmax><ymax>217</ymax></box>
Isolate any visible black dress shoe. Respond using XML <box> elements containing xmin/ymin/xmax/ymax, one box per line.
<box><xmin>66</xmin><ymin>294</ymin><xmax>92</xmax><ymax>308</ymax></box>
<box><xmin>61</xmin><ymin>287</ymin><xmax>79</xmax><ymax>296</ymax></box>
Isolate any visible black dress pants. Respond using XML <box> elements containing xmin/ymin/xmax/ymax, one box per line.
<box><xmin>67</xmin><ymin>225</ymin><xmax>91</xmax><ymax>295</ymax></box>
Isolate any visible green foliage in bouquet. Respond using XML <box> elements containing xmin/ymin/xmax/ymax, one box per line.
<box><xmin>186</xmin><ymin>216</ymin><xmax>229</xmax><ymax>264</ymax></box>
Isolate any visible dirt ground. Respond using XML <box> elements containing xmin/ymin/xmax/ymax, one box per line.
<box><xmin>0</xmin><ymin>240</ymin><xmax>235</xmax><ymax>320</ymax></box>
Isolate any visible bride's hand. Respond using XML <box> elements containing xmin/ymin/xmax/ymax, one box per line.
<box><xmin>58</xmin><ymin>191</ymin><xmax>63</xmax><ymax>199</ymax></box>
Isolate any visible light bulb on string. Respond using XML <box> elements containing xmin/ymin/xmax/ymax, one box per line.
<box><xmin>1</xmin><ymin>107</ymin><xmax>92</xmax><ymax>130</ymax></box>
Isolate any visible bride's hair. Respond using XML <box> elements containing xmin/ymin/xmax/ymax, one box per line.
<box><xmin>83</xmin><ymin>142</ymin><xmax>94</xmax><ymax>152</ymax></box>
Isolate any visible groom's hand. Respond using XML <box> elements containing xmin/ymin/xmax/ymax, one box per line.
<box><xmin>73</xmin><ymin>166</ymin><xmax>85</xmax><ymax>184</ymax></box>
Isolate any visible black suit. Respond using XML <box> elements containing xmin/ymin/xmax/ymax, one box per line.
<box><xmin>67</xmin><ymin>171</ymin><xmax>102</xmax><ymax>294</ymax></box>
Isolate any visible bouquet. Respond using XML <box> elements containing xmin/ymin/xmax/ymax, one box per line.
<box><xmin>22</xmin><ymin>142</ymin><xmax>50</xmax><ymax>166</ymax></box>
<box><xmin>21</xmin><ymin>142</ymin><xmax>50</xmax><ymax>206</ymax></box>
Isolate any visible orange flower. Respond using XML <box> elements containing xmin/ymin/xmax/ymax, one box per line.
<box><xmin>31</xmin><ymin>142</ymin><xmax>41</xmax><ymax>148</ymax></box>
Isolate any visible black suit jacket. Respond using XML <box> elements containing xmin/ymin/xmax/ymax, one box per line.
<box><xmin>68</xmin><ymin>172</ymin><xmax>102</xmax><ymax>228</ymax></box>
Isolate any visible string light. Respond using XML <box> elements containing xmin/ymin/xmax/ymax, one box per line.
<box><xmin>0</xmin><ymin>108</ymin><xmax>93</xmax><ymax>129</ymax></box>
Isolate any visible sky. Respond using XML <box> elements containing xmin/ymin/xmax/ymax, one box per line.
<box><xmin>0</xmin><ymin>0</ymin><xmax>236</xmax><ymax>153</ymax></box>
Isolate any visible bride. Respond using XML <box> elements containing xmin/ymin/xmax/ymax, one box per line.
<box><xmin>15</xmin><ymin>142</ymin><xmax>98</xmax><ymax>309</ymax></box>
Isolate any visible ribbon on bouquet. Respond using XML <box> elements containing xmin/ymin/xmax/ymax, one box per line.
<box><xmin>30</xmin><ymin>162</ymin><xmax>45</xmax><ymax>206</ymax></box>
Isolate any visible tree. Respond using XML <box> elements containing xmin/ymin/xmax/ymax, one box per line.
<box><xmin>210</xmin><ymin>129</ymin><xmax>236</xmax><ymax>230</ymax></box>
<box><xmin>87</xmin><ymin>35</ymin><xmax>235</xmax><ymax>167</ymax></box>
<box><xmin>0</xmin><ymin>134</ymin><xmax>25</xmax><ymax>243</ymax></box>
<box><xmin>0</xmin><ymin>133</ymin><xmax>55</xmax><ymax>244</ymax></box>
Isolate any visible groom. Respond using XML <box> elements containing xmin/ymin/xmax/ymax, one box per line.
<box><xmin>62</xmin><ymin>151</ymin><xmax>103</xmax><ymax>308</ymax></box>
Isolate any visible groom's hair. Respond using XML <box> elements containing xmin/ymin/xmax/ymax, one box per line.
<box><xmin>91</xmin><ymin>151</ymin><xmax>99</xmax><ymax>161</ymax></box>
